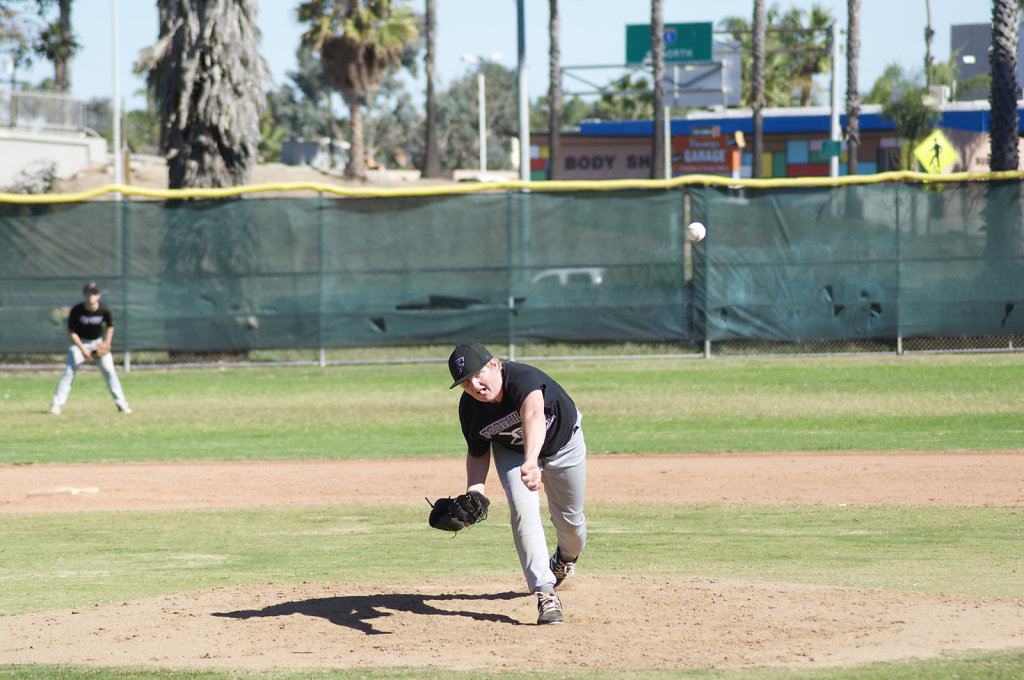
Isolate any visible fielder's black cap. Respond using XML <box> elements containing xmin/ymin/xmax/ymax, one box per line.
<box><xmin>83</xmin><ymin>281</ymin><xmax>101</xmax><ymax>295</ymax></box>
<box><xmin>448</xmin><ymin>342</ymin><xmax>493</xmax><ymax>389</ymax></box>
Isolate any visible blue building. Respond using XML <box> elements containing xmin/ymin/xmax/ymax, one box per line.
<box><xmin>531</xmin><ymin>101</ymin><xmax>1024</xmax><ymax>180</ymax></box>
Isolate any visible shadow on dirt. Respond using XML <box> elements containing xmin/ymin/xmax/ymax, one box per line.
<box><xmin>213</xmin><ymin>590</ymin><xmax>525</xmax><ymax>634</ymax></box>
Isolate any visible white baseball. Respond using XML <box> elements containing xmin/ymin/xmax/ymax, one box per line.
<box><xmin>686</xmin><ymin>221</ymin><xmax>706</xmax><ymax>242</ymax></box>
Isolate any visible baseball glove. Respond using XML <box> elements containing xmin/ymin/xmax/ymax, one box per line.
<box><xmin>427</xmin><ymin>491</ymin><xmax>490</xmax><ymax>532</ymax></box>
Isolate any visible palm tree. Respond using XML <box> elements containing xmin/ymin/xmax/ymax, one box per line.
<box><xmin>751</xmin><ymin>0</ymin><xmax>765</xmax><ymax>178</ymax></box>
<box><xmin>719</xmin><ymin>11</ymin><xmax>791</xmax><ymax>107</ymax></box>
<box><xmin>420</xmin><ymin>0</ymin><xmax>441</xmax><ymax>177</ymax></box>
<box><xmin>650</xmin><ymin>0</ymin><xmax>665</xmax><ymax>179</ymax></box>
<box><xmin>141</xmin><ymin>0</ymin><xmax>268</xmax><ymax>188</ymax></box>
<box><xmin>846</xmin><ymin>0</ymin><xmax>860</xmax><ymax>175</ymax></box>
<box><xmin>778</xmin><ymin>4</ymin><xmax>834</xmax><ymax>106</ymax></box>
<box><xmin>299</xmin><ymin>0</ymin><xmax>418</xmax><ymax>180</ymax></box>
<box><xmin>547</xmin><ymin>0</ymin><xmax>561</xmax><ymax>180</ymax></box>
<box><xmin>924</xmin><ymin>0</ymin><xmax>935</xmax><ymax>86</ymax></box>
<box><xmin>989</xmin><ymin>0</ymin><xmax>1019</xmax><ymax>172</ymax></box>
<box><xmin>35</xmin><ymin>0</ymin><xmax>77</xmax><ymax>92</ymax></box>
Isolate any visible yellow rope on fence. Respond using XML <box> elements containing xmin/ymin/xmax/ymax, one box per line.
<box><xmin>2</xmin><ymin>170</ymin><xmax>1024</xmax><ymax>204</ymax></box>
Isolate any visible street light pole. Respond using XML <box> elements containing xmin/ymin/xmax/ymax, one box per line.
<box><xmin>461</xmin><ymin>53</ymin><xmax>502</xmax><ymax>174</ymax></box>
<box><xmin>112</xmin><ymin>0</ymin><xmax>123</xmax><ymax>187</ymax></box>
<box><xmin>476</xmin><ymin>71</ymin><xmax>486</xmax><ymax>171</ymax></box>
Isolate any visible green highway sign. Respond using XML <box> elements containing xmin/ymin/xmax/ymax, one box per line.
<box><xmin>626</xmin><ymin>22</ymin><xmax>713</xmax><ymax>65</ymax></box>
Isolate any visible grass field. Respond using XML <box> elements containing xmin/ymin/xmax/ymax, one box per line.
<box><xmin>4</xmin><ymin>353</ymin><xmax>1024</xmax><ymax>464</ymax></box>
<box><xmin>2</xmin><ymin>353</ymin><xmax>1023</xmax><ymax>679</ymax></box>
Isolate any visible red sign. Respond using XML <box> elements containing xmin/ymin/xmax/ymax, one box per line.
<box><xmin>671</xmin><ymin>135</ymin><xmax>741</xmax><ymax>176</ymax></box>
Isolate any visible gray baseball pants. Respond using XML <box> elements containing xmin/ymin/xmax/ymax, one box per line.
<box><xmin>52</xmin><ymin>340</ymin><xmax>129</xmax><ymax>410</ymax></box>
<box><xmin>491</xmin><ymin>411</ymin><xmax>587</xmax><ymax>594</ymax></box>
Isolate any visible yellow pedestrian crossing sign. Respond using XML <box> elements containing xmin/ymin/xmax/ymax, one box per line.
<box><xmin>913</xmin><ymin>129</ymin><xmax>956</xmax><ymax>174</ymax></box>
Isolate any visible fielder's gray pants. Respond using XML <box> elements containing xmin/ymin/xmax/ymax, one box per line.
<box><xmin>52</xmin><ymin>340</ymin><xmax>128</xmax><ymax>410</ymax></box>
<box><xmin>491</xmin><ymin>411</ymin><xmax>587</xmax><ymax>594</ymax></box>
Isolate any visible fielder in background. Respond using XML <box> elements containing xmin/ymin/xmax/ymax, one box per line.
<box><xmin>50</xmin><ymin>281</ymin><xmax>132</xmax><ymax>415</ymax></box>
<box><xmin>448</xmin><ymin>342</ymin><xmax>587</xmax><ymax>625</ymax></box>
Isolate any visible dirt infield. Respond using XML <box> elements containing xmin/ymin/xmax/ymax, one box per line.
<box><xmin>2</xmin><ymin>452</ymin><xmax>1023</xmax><ymax>672</ymax></box>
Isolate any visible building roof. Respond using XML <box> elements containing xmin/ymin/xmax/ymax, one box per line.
<box><xmin>577</xmin><ymin>101</ymin><xmax>1024</xmax><ymax>137</ymax></box>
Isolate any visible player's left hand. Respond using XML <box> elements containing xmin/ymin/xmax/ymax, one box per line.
<box><xmin>428</xmin><ymin>491</ymin><xmax>490</xmax><ymax>532</ymax></box>
<box><xmin>94</xmin><ymin>343</ymin><xmax>110</xmax><ymax>357</ymax></box>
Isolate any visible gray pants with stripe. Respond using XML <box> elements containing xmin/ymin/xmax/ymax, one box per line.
<box><xmin>491</xmin><ymin>412</ymin><xmax>587</xmax><ymax>594</ymax></box>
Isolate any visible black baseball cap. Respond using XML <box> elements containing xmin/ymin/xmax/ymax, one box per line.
<box><xmin>448</xmin><ymin>342</ymin><xmax>493</xmax><ymax>389</ymax></box>
<box><xmin>83</xmin><ymin>281</ymin><xmax>101</xmax><ymax>295</ymax></box>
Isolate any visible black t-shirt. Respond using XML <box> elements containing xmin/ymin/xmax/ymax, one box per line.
<box><xmin>68</xmin><ymin>302</ymin><xmax>113</xmax><ymax>341</ymax></box>
<box><xmin>459</xmin><ymin>362</ymin><xmax>578</xmax><ymax>458</ymax></box>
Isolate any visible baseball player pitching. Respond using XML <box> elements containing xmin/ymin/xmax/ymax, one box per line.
<box><xmin>50</xmin><ymin>281</ymin><xmax>131</xmax><ymax>414</ymax></box>
<box><xmin>442</xmin><ymin>342</ymin><xmax>588</xmax><ymax>625</ymax></box>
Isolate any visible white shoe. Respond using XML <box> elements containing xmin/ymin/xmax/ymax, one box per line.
<box><xmin>50</xmin><ymin>404</ymin><xmax>61</xmax><ymax>415</ymax></box>
<box><xmin>117</xmin><ymin>404</ymin><xmax>132</xmax><ymax>414</ymax></box>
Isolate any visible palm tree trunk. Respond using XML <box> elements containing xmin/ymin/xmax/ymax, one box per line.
<box><xmin>990</xmin><ymin>0</ymin><xmax>1020</xmax><ymax>172</ymax></box>
<box><xmin>650</xmin><ymin>0</ymin><xmax>665</xmax><ymax>179</ymax></box>
<box><xmin>846</xmin><ymin>0</ymin><xmax>860</xmax><ymax>176</ymax></box>
<box><xmin>54</xmin><ymin>0</ymin><xmax>73</xmax><ymax>92</ymax></box>
<box><xmin>751</xmin><ymin>0</ymin><xmax>766</xmax><ymax>178</ymax></box>
<box><xmin>984</xmin><ymin>0</ymin><xmax>1021</xmax><ymax>285</ymax></box>
<box><xmin>345</xmin><ymin>93</ymin><xmax>366</xmax><ymax>180</ymax></box>
<box><xmin>547</xmin><ymin>0</ymin><xmax>562</xmax><ymax>180</ymax></box>
<box><xmin>421</xmin><ymin>0</ymin><xmax>442</xmax><ymax>177</ymax></box>
<box><xmin>924</xmin><ymin>0</ymin><xmax>934</xmax><ymax>86</ymax></box>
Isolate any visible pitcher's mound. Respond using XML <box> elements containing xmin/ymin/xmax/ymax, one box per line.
<box><xmin>2</xmin><ymin>575</ymin><xmax>1023</xmax><ymax>671</ymax></box>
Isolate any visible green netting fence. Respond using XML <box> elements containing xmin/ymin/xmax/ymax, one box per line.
<box><xmin>1</xmin><ymin>173</ymin><xmax>1022</xmax><ymax>366</ymax></box>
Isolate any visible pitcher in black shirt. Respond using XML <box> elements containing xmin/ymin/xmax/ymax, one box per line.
<box><xmin>448</xmin><ymin>342</ymin><xmax>587</xmax><ymax>625</ymax></box>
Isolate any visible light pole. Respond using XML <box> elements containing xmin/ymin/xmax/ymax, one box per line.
<box><xmin>461</xmin><ymin>53</ymin><xmax>502</xmax><ymax>172</ymax></box>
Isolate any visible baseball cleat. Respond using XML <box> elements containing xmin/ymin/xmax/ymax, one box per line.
<box><xmin>550</xmin><ymin>548</ymin><xmax>576</xmax><ymax>589</ymax></box>
<box><xmin>50</xmin><ymin>404</ymin><xmax>61</xmax><ymax>415</ymax></box>
<box><xmin>536</xmin><ymin>591</ymin><xmax>564</xmax><ymax>625</ymax></box>
<box><xmin>117</xmin><ymin>404</ymin><xmax>132</xmax><ymax>414</ymax></box>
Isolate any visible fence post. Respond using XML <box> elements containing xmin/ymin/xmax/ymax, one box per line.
<box><xmin>318</xmin><ymin>191</ymin><xmax>326</xmax><ymax>368</ymax></box>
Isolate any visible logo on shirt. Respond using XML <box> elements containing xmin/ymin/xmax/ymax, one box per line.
<box><xmin>479</xmin><ymin>412</ymin><xmax>556</xmax><ymax>446</ymax></box>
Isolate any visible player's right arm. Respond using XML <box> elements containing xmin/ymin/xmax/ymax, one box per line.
<box><xmin>68</xmin><ymin>330</ymin><xmax>91</xmax><ymax>357</ymax></box>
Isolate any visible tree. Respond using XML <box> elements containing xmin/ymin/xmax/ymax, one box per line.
<box><xmin>720</xmin><ymin>4</ymin><xmax>836</xmax><ymax>108</ymax></box>
<box><xmin>0</xmin><ymin>3</ymin><xmax>35</xmax><ymax>87</ymax></box>
<box><xmin>362</xmin><ymin>69</ymin><xmax>420</xmax><ymax>168</ymax></box>
<box><xmin>547</xmin><ymin>0</ymin><xmax>561</xmax><ymax>180</ymax></box>
<box><xmin>650</xmin><ymin>0</ymin><xmax>665</xmax><ymax>179</ymax></box>
<box><xmin>434</xmin><ymin>61</ymin><xmax>518</xmax><ymax>171</ymax></box>
<box><xmin>288</xmin><ymin>44</ymin><xmax>343</xmax><ymax>146</ymax></box>
<box><xmin>846</xmin><ymin>0</ymin><xmax>860</xmax><ymax>175</ymax></box>
<box><xmin>586</xmin><ymin>74</ymin><xmax>653</xmax><ymax>121</ymax></box>
<box><xmin>989</xmin><ymin>0</ymin><xmax>1020</xmax><ymax>172</ymax></box>
<box><xmin>777</xmin><ymin>4</ymin><xmax>833</xmax><ymax>106</ymax></box>
<box><xmin>420</xmin><ymin>0</ymin><xmax>441</xmax><ymax>177</ymax></box>
<box><xmin>298</xmin><ymin>0</ymin><xmax>418</xmax><ymax>180</ymax></box>
<box><xmin>880</xmin><ymin>83</ymin><xmax>940</xmax><ymax>170</ymax></box>
<box><xmin>140</xmin><ymin>0</ymin><xmax>269</xmax><ymax>188</ymax></box>
<box><xmin>751</xmin><ymin>0</ymin><xmax>766</xmax><ymax>178</ymax></box>
<box><xmin>34</xmin><ymin>0</ymin><xmax>76</xmax><ymax>91</ymax></box>
<box><xmin>924</xmin><ymin>0</ymin><xmax>935</xmax><ymax>86</ymax></box>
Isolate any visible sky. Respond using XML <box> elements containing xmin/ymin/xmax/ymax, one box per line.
<box><xmin>7</xmin><ymin>0</ymin><xmax>996</xmax><ymax>112</ymax></box>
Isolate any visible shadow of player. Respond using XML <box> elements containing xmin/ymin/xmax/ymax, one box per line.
<box><xmin>213</xmin><ymin>590</ymin><xmax>524</xmax><ymax>635</ymax></box>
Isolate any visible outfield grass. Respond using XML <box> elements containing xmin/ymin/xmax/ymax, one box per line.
<box><xmin>3</xmin><ymin>353</ymin><xmax>1023</xmax><ymax>464</ymax></box>
<box><xmin>2</xmin><ymin>353</ymin><xmax>1023</xmax><ymax>679</ymax></box>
